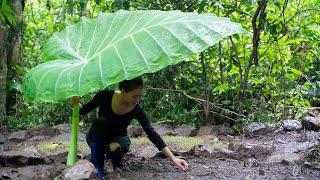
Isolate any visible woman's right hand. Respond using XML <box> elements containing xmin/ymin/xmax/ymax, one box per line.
<box><xmin>172</xmin><ymin>157</ymin><xmax>189</xmax><ymax>171</ymax></box>
<box><xmin>70</xmin><ymin>96</ymin><xmax>80</xmax><ymax>106</ymax></box>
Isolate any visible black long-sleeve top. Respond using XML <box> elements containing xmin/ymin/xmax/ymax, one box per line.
<box><xmin>80</xmin><ymin>90</ymin><xmax>166</xmax><ymax>151</ymax></box>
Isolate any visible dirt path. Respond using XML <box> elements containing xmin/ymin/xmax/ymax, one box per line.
<box><xmin>1</xmin><ymin>124</ymin><xmax>320</xmax><ymax>180</ymax></box>
<box><xmin>120</xmin><ymin>156</ymin><xmax>320</xmax><ymax>180</ymax></box>
<box><xmin>118</xmin><ymin>130</ymin><xmax>320</xmax><ymax>180</ymax></box>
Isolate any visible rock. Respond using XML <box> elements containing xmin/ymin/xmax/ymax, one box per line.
<box><xmin>29</xmin><ymin>135</ymin><xmax>48</xmax><ymax>141</ymax></box>
<box><xmin>144</xmin><ymin>123</ymin><xmax>174</xmax><ymax>136</ymax></box>
<box><xmin>216</xmin><ymin>148</ymin><xmax>234</xmax><ymax>156</ymax></box>
<box><xmin>27</xmin><ymin>124</ymin><xmax>57</xmax><ymax>137</ymax></box>
<box><xmin>244</xmin><ymin>122</ymin><xmax>276</xmax><ymax>136</ymax></box>
<box><xmin>77</xmin><ymin>151</ymin><xmax>91</xmax><ymax>161</ymax></box>
<box><xmin>218</xmin><ymin>125</ymin><xmax>235</xmax><ymax>136</ymax></box>
<box><xmin>127</xmin><ymin>125</ymin><xmax>143</xmax><ymax>137</ymax></box>
<box><xmin>303</xmin><ymin>161</ymin><xmax>312</xmax><ymax>168</ymax></box>
<box><xmin>0</xmin><ymin>164</ymin><xmax>65</xmax><ymax>180</ymax></box>
<box><xmin>22</xmin><ymin>145</ymin><xmax>40</xmax><ymax>154</ymax></box>
<box><xmin>53</xmin><ymin>123</ymin><xmax>71</xmax><ymax>134</ymax></box>
<box><xmin>188</xmin><ymin>144</ymin><xmax>212</xmax><ymax>157</ymax></box>
<box><xmin>0</xmin><ymin>150</ymin><xmax>50</xmax><ymax>167</ymax></box>
<box><xmin>196</xmin><ymin>125</ymin><xmax>218</xmax><ymax>136</ymax></box>
<box><xmin>45</xmin><ymin>148</ymin><xmax>69</xmax><ymax>163</ymax></box>
<box><xmin>281</xmin><ymin>120</ymin><xmax>302</xmax><ymax>131</ymax></box>
<box><xmin>173</xmin><ymin>124</ymin><xmax>197</xmax><ymax>136</ymax></box>
<box><xmin>244</xmin><ymin>158</ymin><xmax>260</xmax><ymax>167</ymax></box>
<box><xmin>0</xmin><ymin>169</ymin><xmax>20</xmax><ymax>179</ymax></box>
<box><xmin>48</xmin><ymin>132</ymin><xmax>86</xmax><ymax>142</ymax></box>
<box><xmin>266</xmin><ymin>124</ymin><xmax>277</xmax><ymax>131</ymax></box>
<box><xmin>259</xmin><ymin>168</ymin><xmax>265</xmax><ymax>175</ymax></box>
<box><xmin>63</xmin><ymin>160</ymin><xmax>96</xmax><ymax>180</ymax></box>
<box><xmin>228</xmin><ymin>142</ymin><xmax>274</xmax><ymax>159</ymax></box>
<box><xmin>206</xmin><ymin>135</ymin><xmax>219</xmax><ymax>142</ymax></box>
<box><xmin>106</xmin><ymin>171</ymin><xmax>121</xmax><ymax>180</ymax></box>
<box><xmin>273</xmin><ymin>126</ymin><xmax>284</xmax><ymax>133</ymax></box>
<box><xmin>302</xmin><ymin>116</ymin><xmax>320</xmax><ymax>131</ymax></box>
<box><xmin>229</xmin><ymin>142</ymin><xmax>252</xmax><ymax>152</ymax></box>
<box><xmin>305</xmin><ymin>161</ymin><xmax>320</xmax><ymax>170</ymax></box>
<box><xmin>308</xmin><ymin>109</ymin><xmax>320</xmax><ymax>117</ymax></box>
<box><xmin>153</xmin><ymin>149</ymin><xmax>181</xmax><ymax>159</ymax></box>
<box><xmin>0</xmin><ymin>133</ymin><xmax>5</xmax><ymax>144</ymax></box>
<box><xmin>245</xmin><ymin>122</ymin><xmax>266</xmax><ymax>135</ymax></box>
<box><xmin>267</xmin><ymin>152</ymin><xmax>302</xmax><ymax>165</ymax></box>
<box><xmin>293</xmin><ymin>141</ymin><xmax>318</xmax><ymax>153</ymax></box>
<box><xmin>281</xmin><ymin>157</ymin><xmax>300</xmax><ymax>165</ymax></box>
<box><xmin>40</xmin><ymin>133</ymin><xmax>88</xmax><ymax>163</ymax></box>
<box><xmin>132</xmin><ymin>145</ymin><xmax>158</xmax><ymax>158</ymax></box>
<box><xmin>8</xmin><ymin>130</ymin><xmax>30</xmax><ymax>142</ymax></box>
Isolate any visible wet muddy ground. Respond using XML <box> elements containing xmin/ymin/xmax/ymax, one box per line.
<box><xmin>1</xmin><ymin>125</ymin><xmax>320</xmax><ymax>180</ymax></box>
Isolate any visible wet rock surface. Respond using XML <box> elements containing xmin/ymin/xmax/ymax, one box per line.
<box><xmin>0</xmin><ymin>150</ymin><xmax>50</xmax><ymax>167</ymax></box>
<box><xmin>0</xmin><ymin>133</ymin><xmax>5</xmax><ymax>144</ymax></box>
<box><xmin>302</xmin><ymin>116</ymin><xmax>320</xmax><ymax>131</ymax></box>
<box><xmin>53</xmin><ymin>123</ymin><xmax>71</xmax><ymax>134</ymax></box>
<box><xmin>281</xmin><ymin>119</ymin><xmax>303</xmax><ymax>131</ymax></box>
<box><xmin>0</xmin><ymin>163</ymin><xmax>65</xmax><ymax>179</ymax></box>
<box><xmin>150</xmin><ymin>123</ymin><xmax>175</xmax><ymax>136</ymax></box>
<box><xmin>27</xmin><ymin>124</ymin><xmax>58</xmax><ymax>137</ymax></box>
<box><xmin>244</xmin><ymin>122</ymin><xmax>277</xmax><ymax>136</ymax></box>
<box><xmin>173</xmin><ymin>124</ymin><xmax>197</xmax><ymax>136</ymax></box>
<box><xmin>7</xmin><ymin>130</ymin><xmax>30</xmax><ymax>142</ymax></box>
<box><xmin>196</xmin><ymin>125</ymin><xmax>218</xmax><ymax>136</ymax></box>
<box><xmin>63</xmin><ymin>160</ymin><xmax>96</xmax><ymax>180</ymax></box>
<box><xmin>188</xmin><ymin>144</ymin><xmax>212</xmax><ymax>157</ymax></box>
<box><xmin>0</xmin><ymin>123</ymin><xmax>320</xmax><ymax>179</ymax></box>
<box><xmin>127</xmin><ymin>125</ymin><xmax>143</xmax><ymax>137</ymax></box>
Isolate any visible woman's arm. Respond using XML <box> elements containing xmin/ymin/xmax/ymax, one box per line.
<box><xmin>162</xmin><ymin>147</ymin><xmax>189</xmax><ymax>171</ymax></box>
<box><xmin>78</xmin><ymin>91</ymin><xmax>105</xmax><ymax>115</ymax></box>
<box><xmin>135</xmin><ymin>107</ymin><xmax>167</xmax><ymax>150</ymax></box>
<box><xmin>135</xmin><ymin>106</ymin><xmax>189</xmax><ymax>170</ymax></box>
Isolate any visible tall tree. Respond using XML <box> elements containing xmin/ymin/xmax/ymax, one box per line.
<box><xmin>0</xmin><ymin>8</ymin><xmax>8</xmax><ymax>123</ymax></box>
<box><xmin>0</xmin><ymin>0</ymin><xmax>25</xmax><ymax>124</ymax></box>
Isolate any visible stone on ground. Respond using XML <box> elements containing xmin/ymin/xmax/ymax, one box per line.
<box><xmin>63</xmin><ymin>160</ymin><xmax>96</xmax><ymax>180</ymax></box>
<box><xmin>281</xmin><ymin>120</ymin><xmax>302</xmax><ymax>131</ymax></box>
<box><xmin>302</xmin><ymin>116</ymin><xmax>320</xmax><ymax>131</ymax></box>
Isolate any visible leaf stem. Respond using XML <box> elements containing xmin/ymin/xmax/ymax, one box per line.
<box><xmin>67</xmin><ymin>96</ymin><xmax>79</xmax><ymax>166</ymax></box>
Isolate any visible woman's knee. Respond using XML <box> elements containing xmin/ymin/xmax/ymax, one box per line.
<box><xmin>108</xmin><ymin>136</ymin><xmax>131</xmax><ymax>153</ymax></box>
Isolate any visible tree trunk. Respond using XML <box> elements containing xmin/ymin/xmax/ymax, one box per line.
<box><xmin>6</xmin><ymin>0</ymin><xmax>24</xmax><ymax>115</ymax></box>
<box><xmin>0</xmin><ymin>21</ymin><xmax>8</xmax><ymax>123</ymax></box>
<box><xmin>0</xmin><ymin>0</ymin><xmax>24</xmax><ymax>123</ymax></box>
<box><xmin>240</xmin><ymin>0</ymin><xmax>267</xmax><ymax>100</ymax></box>
<box><xmin>200</xmin><ymin>52</ymin><xmax>211</xmax><ymax>126</ymax></box>
<box><xmin>79</xmin><ymin>0</ymin><xmax>88</xmax><ymax>16</ymax></box>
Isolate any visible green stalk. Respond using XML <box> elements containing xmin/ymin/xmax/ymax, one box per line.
<box><xmin>67</xmin><ymin>97</ymin><xmax>79</xmax><ymax>166</ymax></box>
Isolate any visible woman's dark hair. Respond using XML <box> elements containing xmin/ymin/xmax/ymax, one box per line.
<box><xmin>119</xmin><ymin>77</ymin><xmax>144</xmax><ymax>92</ymax></box>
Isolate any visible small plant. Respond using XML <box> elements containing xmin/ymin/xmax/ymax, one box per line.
<box><xmin>131</xmin><ymin>135</ymin><xmax>228</xmax><ymax>151</ymax></box>
<box><xmin>37</xmin><ymin>141</ymin><xmax>89</xmax><ymax>153</ymax></box>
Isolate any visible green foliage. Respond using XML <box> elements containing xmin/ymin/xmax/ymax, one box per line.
<box><xmin>0</xmin><ymin>0</ymin><xmax>15</xmax><ymax>25</ymax></box>
<box><xmin>4</xmin><ymin>102</ymin><xmax>70</xmax><ymax>131</ymax></box>
<box><xmin>13</xmin><ymin>0</ymin><xmax>320</xmax><ymax>131</ymax></box>
<box><xmin>37</xmin><ymin>141</ymin><xmax>89</xmax><ymax>153</ymax></box>
<box><xmin>131</xmin><ymin>135</ymin><xmax>228</xmax><ymax>151</ymax></box>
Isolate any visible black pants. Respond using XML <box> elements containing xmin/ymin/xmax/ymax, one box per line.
<box><xmin>86</xmin><ymin>134</ymin><xmax>131</xmax><ymax>177</ymax></box>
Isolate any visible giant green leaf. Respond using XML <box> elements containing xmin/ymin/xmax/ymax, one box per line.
<box><xmin>22</xmin><ymin>10</ymin><xmax>246</xmax><ymax>103</ymax></box>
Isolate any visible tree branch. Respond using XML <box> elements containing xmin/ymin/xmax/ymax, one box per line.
<box><xmin>147</xmin><ymin>87</ymin><xmax>246</xmax><ymax>118</ymax></box>
<box><xmin>251</xmin><ymin>0</ymin><xmax>268</xmax><ymax>66</ymax></box>
<box><xmin>258</xmin><ymin>8</ymin><xmax>320</xmax><ymax>60</ymax></box>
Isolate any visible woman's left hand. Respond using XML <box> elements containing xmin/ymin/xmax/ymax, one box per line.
<box><xmin>172</xmin><ymin>158</ymin><xmax>189</xmax><ymax>171</ymax></box>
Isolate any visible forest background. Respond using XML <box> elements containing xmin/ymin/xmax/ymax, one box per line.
<box><xmin>0</xmin><ymin>0</ymin><xmax>319</xmax><ymax>133</ymax></box>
